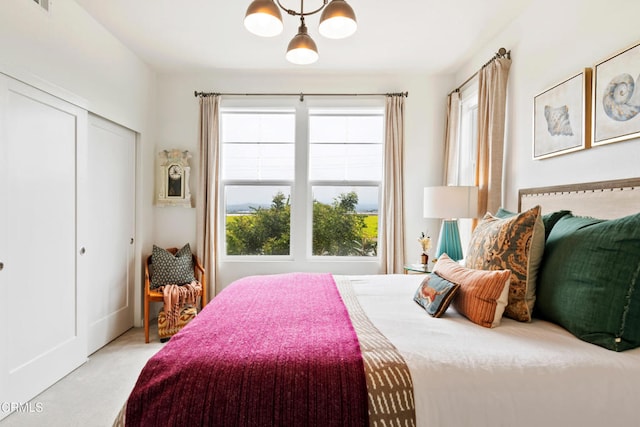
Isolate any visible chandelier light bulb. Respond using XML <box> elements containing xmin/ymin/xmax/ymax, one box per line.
<box><xmin>318</xmin><ymin>0</ymin><xmax>357</xmax><ymax>39</ymax></box>
<box><xmin>286</xmin><ymin>20</ymin><xmax>319</xmax><ymax>65</ymax></box>
<box><xmin>244</xmin><ymin>0</ymin><xmax>284</xmax><ymax>37</ymax></box>
<box><xmin>286</xmin><ymin>46</ymin><xmax>319</xmax><ymax>65</ymax></box>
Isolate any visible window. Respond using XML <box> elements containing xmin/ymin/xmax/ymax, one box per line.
<box><xmin>221</xmin><ymin>109</ymin><xmax>295</xmax><ymax>256</ymax></box>
<box><xmin>220</xmin><ymin>101</ymin><xmax>384</xmax><ymax>259</ymax></box>
<box><xmin>458</xmin><ymin>84</ymin><xmax>479</xmax><ymax>186</ymax></box>
<box><xmin>456</xmin><ymin>82</ymin><xmax>479</xmax><ymax>247</ymax></box>
<box><xmin>309</xmin><ymin>109</ymin><xmax>383</xmax><ymax>256</ymax></box>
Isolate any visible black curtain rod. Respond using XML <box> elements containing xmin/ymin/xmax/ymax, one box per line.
<box><xmin>193</xmin><ymin>91</ymin><xmax>408</xmax><ymax>102</ymax></box>
<box><xmin>448</xmin><ymin>48</ymin><xmax>511</xmax><ymax>96</ymax></box>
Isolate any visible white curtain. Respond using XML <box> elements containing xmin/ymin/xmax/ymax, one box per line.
<box><xmin>381</xmin><ymin>95</ymin><xmax>406</xmax><ymax>274</ymax></box>
<box><xmin>476</xmin><ymin>57</ymin><xmax>511</xmax><ymax>217</ymax></box>
<box><xmin>196</xmin><ymin>95</ymin><xmax>221</xmax><ymax>298</ymax></box>
<box><xmin>443</xmin><ymin>91</ymin><xmax>462</xmax><ymax>186</ymax></box>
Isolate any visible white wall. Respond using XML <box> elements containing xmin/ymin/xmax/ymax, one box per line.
<box><xmin>0</xmin><ymin>0</ymin><xmax>157</xmax><ymax>325</ymax></box>
<box><xmin>154</xmin><ymin>70</ymin><xmax>452</xmax><ymax>289</ymax></box>
<box><xmin>454</xmin><ymin>0</ymin><xmax>640</xmax><ymax>210</ymax></box>
<box><xmin>0</xmin><ymin>0</ymin><xmax>154</xmax><ymax>131</ymax></box>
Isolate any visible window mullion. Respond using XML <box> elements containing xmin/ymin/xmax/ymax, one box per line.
<box><xmin>291</xmin><ymin>102</ymin><xmax>309</xmax><ymax>260</ymax></box>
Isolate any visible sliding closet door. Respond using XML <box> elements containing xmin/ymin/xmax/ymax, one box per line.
<box><xmin>86</xmin><ymin>114</ymin><xmax>135</xmax><ymax>355</ymax></box>
<box><xmin>0</xmin><ymin>74</ymin><xmax>88</xmax><ymax>418</ymax></box>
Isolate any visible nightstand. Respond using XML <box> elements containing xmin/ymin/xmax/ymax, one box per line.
<box><xmin>403</xmin><ymin>263</ymin><xmax>430</xmax><ymax>274</ymax></box>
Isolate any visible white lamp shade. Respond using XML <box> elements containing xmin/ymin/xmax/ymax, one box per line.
<box><xmin>318</xmin><ymin>0</ymin><xmax>357</xmax><ymax>39</ymax></box>
<box><xmin>244</xmin><ymin>0</ymin><xmax>283</xmax><ymax>37</ymax></box>
<box><xmin>423</xmin><ymin>186</ymin><xmax>479</xmax><ymax>219</ymax></box>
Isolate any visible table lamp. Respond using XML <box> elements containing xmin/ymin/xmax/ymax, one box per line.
<box><xmin>423</xmin><ymin>186</ymin><xmax>478</xmax><ymax>261</ymax></box>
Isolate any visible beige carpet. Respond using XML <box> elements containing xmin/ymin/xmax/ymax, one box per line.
<box><xmin>0</xmin><ymin>327</ymin><xmax>164</xmax><ymax>427</ymax></box>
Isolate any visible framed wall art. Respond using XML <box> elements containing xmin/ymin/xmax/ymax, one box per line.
<box><xmin>593</xmin><ymin>41</ymin><xmax>640</xmax><ymax>146</ymax></box>
<box><xmin>533</xmin><ymin>69</ymin><xmax>591</xmax><ymax>159</ymax></box>
<box><xmin>156</xmin><ymin>149</ymin><xmax>193</xmax><ymax>207</ymax></box>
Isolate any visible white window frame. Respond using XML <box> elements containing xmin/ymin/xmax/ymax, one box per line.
<box><xmin>458</xmin><ymin>83</ymin><xmax>479</xmax><ymax>186</ymax></box>
<box><xmin>307</xmin><ymin>106</ymin><xmax>384</xmax><ymax>260</ymax></box>
<box><xmin>218</xmin><ymin>97</ymin><xmax>384</xmax><ymax>264</ymax></box>
<box><xmin>457</xmin><ymin>82</ymin><xmax>479</xmax><ymax>250</ymax></box>
<box><xmin>220</xmin><ymin>103</ymin><xmax>295</xmax><ymax>261</ymax></box>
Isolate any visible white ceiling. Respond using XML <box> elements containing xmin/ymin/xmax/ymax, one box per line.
<box><xmin>73</xmin><ymin>0</ymin><xmax>531</xmax><ymax>74</ymax></box>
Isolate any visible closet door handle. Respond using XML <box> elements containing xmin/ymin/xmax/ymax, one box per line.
<box><xmin>0</xmin><ymin>261</ymin><xmax>4</xmax><ymax>271</ymax></box>
<box><xmin>79</xmin><ymin>247</ymin><xmax>86</xmax><ymax>255</ymax></box>
<box><xmin>130</xmin><ymin>238</ymin><xmax>134</xmax><ymax>245</ymax></box>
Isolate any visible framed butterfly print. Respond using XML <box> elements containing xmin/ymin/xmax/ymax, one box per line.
<box><xmin>533</xmin><ymin>69</ymin><xmax>592</xmax><ymax>159</ymax></box>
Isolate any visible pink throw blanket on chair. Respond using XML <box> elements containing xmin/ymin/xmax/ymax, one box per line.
<box><xmin>160</xmin><ymin>280</ymin><xmax>201</xmax><ymax>332</ymax></box>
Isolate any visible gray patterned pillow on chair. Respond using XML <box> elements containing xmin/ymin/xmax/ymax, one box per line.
<box><xmin>150</xmin><ymin>244</ymin><xmax>196</xmax><ymax>289</ymax></box>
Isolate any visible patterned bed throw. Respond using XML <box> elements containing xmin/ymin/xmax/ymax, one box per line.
<box><xmin>120</xmin><ymin>273</ymin><xmax>415</xmax><ymax>426</ymax></box>
<box><xmin>335</xmin><ymin>276</ymin><xmax>416</xmax><ymax>427</ymax></box>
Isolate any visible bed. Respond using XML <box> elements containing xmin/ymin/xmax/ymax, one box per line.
<box><xmin>116</xmin><ymin>178</ymin><xmax>640</xmax><ymax>427</ymax></box>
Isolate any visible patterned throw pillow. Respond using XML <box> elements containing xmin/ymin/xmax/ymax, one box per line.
<box><xmin>466</xmin><ymin>205</ymin><xmax>544</xmax><ymax>322</ymax></box>
<box><xmin>496</xmin><ymin>207</ymin><xmax>571</xmax><ymax>242</ymax></box>
<box><xmin>413</xmin><ymin>274</ymin><xmax>460</xmax><ymax>317</ymax></box>
<box><xmin>433</xmin><ymin>254</ymin><xmax>511</xmax><ymax>328</ymax></box>
<box><xmin>150</xmin><ymin>244</ymin><xmax>196</xmax><ymax>289</ymax></box>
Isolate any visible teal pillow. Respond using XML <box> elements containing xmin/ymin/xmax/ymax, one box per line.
<box><xmin>413</xmin><ymin>273</ymin><xmax>460</xmax><ymax>317</ymax></box>
<box><xmin>151</xmin><ymin>244</ymin><xmax>196</xmax><ymax>289</ymax></box>
<box><xmin>536</xmin><ymin>213</ymin><xmax>640</xmax><ymax>351</ymax></box>
<box><xmin>495</xmin><ymin>207</ymin><xmax>516</xmax><ymax>218</ymax></box>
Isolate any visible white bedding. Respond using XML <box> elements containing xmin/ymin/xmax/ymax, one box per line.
<box><xmin>342</xmin><ymin>274</ymin><xmax>640</xmax><ymax>427</ymax></box>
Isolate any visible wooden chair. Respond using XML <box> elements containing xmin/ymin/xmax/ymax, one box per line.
<box><xmin>144</xmin><ymin>247</ymin><xmax>208</xmax><ymax>343</ymax></box>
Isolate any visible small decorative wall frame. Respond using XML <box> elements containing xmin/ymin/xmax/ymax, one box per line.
<box><xmin>157</xmin><ymin>149</ymin><xmax>192</xmax><ymax>207</ymax></box>
<box><xmin>593</xmin><ymin>40</ymin><xmax>640</xmax><ymax>146</ymax></box>
<box><xmin>533</xmin><ymin>69</ymin><xmax>592</xmax><ymax>159</ymax></box>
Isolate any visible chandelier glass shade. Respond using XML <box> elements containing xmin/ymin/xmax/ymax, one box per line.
<box><xmin>244</xmin><ymin>0</ymin><xmax>357</xmax><ymax>65</ymax></box>
<box><xmin>243</xmin><ymin>0</ymin><xmax>284</xmax><ymax>37</ymax></box>
<box><xmin>318</xmin><ymin>0</ymin><xmax>357</xmax><ymax>39</ymax></box>
<box><xmin>285</xmin><ymin>19</ymin><xmax>319</xmax><ymax>65</ymax></box>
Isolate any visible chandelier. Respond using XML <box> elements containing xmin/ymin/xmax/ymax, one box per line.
<box><xmin>244</xmin><ymin>0</ymin><xmax>357</xmax><ymax>65</ymax></box>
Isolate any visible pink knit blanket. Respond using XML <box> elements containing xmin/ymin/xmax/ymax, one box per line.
<box><xmin>125</xmin><ymin>273</ymin><xmax>368</xmax><ymax>426</ymax></box>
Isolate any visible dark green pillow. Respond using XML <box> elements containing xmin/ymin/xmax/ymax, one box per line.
<box><xmin>413</xmin><ymin>273</ymin><xmax>460</xmax><ymax>317</ymax></box>
<box><xmin>150</xmin><ymin>244</ymin><xmax>196</xmax><ymax>289</ymax></box>
<box><xmin>536</xmin><ymin>213</ymin><xmax>640</xmax><ymax>351</ymax></box>
<box><xmin>541</xmin><ymin>210</ymin><xmax>571</xmax><ymax>240</ymax></box>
